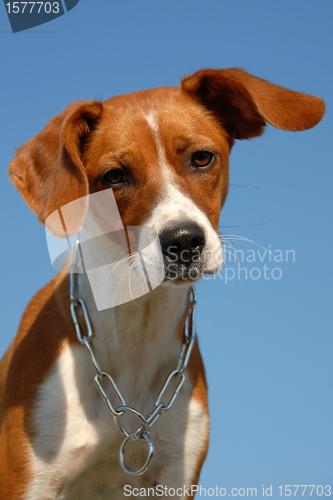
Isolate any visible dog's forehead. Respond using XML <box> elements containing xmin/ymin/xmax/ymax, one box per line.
<box><xmin>102</xmin><ymin>86</ymin><xmax>193</xmax><ymax>114</ymax></box>
<box><xmin>96</xmin><ymin>86</ymin><xmax>227</xmax><ymax>151</ymax></box>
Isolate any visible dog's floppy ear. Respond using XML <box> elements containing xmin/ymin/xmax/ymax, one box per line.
<box><xmin>181</xmin><ymin>68</ymin><xmax>325</xmax><ymax>144</ymax></box>
<box><xmin>8</xmin><ymin>100</ymin><xmax>103</xmax><ymax>235</ymax></box>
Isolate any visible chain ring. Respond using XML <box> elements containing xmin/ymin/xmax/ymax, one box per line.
<box><xmin>119</xmin><ymin>430</ymin><xmax>154</xmax><ymax>476</ymax></box>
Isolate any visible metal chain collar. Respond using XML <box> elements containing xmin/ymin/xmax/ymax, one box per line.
<box><xmin>69</xmin><ymin>240</ymin><xmax>197</xmax><ymax>476</ymax></box>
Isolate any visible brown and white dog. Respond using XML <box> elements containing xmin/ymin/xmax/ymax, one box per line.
<box><xmin>1</xmin><ymin>69</ymin><xmax>324</xmax><ymax>499</ymax></box>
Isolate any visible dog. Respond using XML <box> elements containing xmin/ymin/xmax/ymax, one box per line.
<box><xmin>1</xmin><ymin>68</ymin><xmax>324</xmax><ymax>499</ymax></box>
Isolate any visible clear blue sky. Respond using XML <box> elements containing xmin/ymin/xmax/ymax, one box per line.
<box><xmin>1</xmin><ymin>1</ymin><xmax>332</xmax><ymax>496</ymax></box>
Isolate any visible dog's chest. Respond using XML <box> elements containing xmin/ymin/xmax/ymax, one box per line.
<box><xmin>25</xmin><ymin>299</ymin><xmax>208</xmax><ymax>499</ymax></box>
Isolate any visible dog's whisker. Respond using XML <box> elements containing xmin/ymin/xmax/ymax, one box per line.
<box><xmin>221</xmin><ymin>233</ymin><xmax>273</xmax><ymax>257</ymax></box>
<box><xmin>114</xmin><ymin>256</ymin><xmax>137</xmax><ymax>294</ymax></box>
<box><xmin>220</xmin><ymin>259</ymin><xmax>233</xmax><ymax>271</ymax></box>
<box><xmin>219</xmin><ymin>233</ymin><xmax>239</xmax><ymax>253</ymax></box>
<box><xmin>126</xmin><ymin>259</ymin><xmax>142</xmax><ymax>305</ymax></box>
<box><xmin>100</xmin><ymin>253</ymin><xmax>135</xmax><ymax>305</ymax></box>
<box><xmin>219</xmin><ymin>221</ymin><xmax>272</xmax><ymax>229</ymax></box>
<box><xmin>222</xmin><ymin>248</ymin><xmax>242</xmax><ymax>263</ymax></box>
<box><xmin>229</xmin><ymin>184</ymin><xmax>261</xmax><ymax>189</ymax></box>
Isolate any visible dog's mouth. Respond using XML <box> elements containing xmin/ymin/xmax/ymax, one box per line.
<box><xmin>162</xmin><ymin>257</ymin><xmax>221</xmax><ymax>285</ymax></box>
<box><xmin>162</xmin><ymin>254</ymin><xmax>204</xmax><ymax>283</ymax></box>
<box><xmin>161</xmin><ymin>245</ymin><xmax>219</xmax><ymax>284</ymax></box>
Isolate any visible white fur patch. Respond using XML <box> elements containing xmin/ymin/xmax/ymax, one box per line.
<box><xmin>144</xmin><ymin>109</ymin><xmax>172</xmax><ymax>182</ymax></box>
<box><xmin>146</xmin><ymin>181</ymin><xmax>223</xmax><ymax>274</ymax></box>
<box><xmin>183</xmin><ymin>399</ymin><xmax>209</xmax><ymax>485</ymax></box>
<box><xmin>143</xmin><ymin>109</ymin><xmax>223</xmax><ymax>275</ymax></box>
<box><xmin>25</xmin><ymin>284</ymin><xmax>209</xmax><ymax>498</ymax></box>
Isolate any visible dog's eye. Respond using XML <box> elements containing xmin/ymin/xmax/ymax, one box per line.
<box><xmin>191</xmin><ymin>151</ymin><xmax>215</xmax><ymax>169</ymax></box>
<box><xmin>101</xmin><ymin>168</ymin><xmax>126</xmax><ymax>186</ymax></box>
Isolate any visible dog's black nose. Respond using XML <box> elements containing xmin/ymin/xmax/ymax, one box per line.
<box><xmin>160</xmin><ymin>222</ymin><xmax>206</xmax><ymax>262</ymax></box>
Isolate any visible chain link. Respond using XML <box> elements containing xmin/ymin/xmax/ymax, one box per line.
<box><xmin>69</xmin><ymin>240</ymin><xmax>196</xmax><ymax>476</ymax></box>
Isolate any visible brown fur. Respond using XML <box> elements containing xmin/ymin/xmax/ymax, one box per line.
<box><xmin>2</xmin><ymin>69</ymin><xmax>324</xmax><ymax>498</ymax></box>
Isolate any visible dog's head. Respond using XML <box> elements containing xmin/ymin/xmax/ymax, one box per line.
<box><xmin>9</xmin><ymin>69</ymin><xmax>324</xmax><ymax>286</ymax></box>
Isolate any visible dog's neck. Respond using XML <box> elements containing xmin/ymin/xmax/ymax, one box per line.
<box><xmin>77</xmin><ymin>274</ymin><xmax>192</xmax><ymax>390</ymax></box>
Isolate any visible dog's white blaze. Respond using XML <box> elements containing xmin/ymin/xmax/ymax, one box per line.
<box><xmin>144</xmin><ymin>111</ymin><xmax>163</xmax><ymax>152</ymax></box>
<box><xmin>143</xmin><ymin>109</ymin><xmax>223</xmax><ymax>274</ymax></box>
<box><xmin>144</xmin><ymin>109</ymin><xmax>172</xmax><ymax>182</ymax></box>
